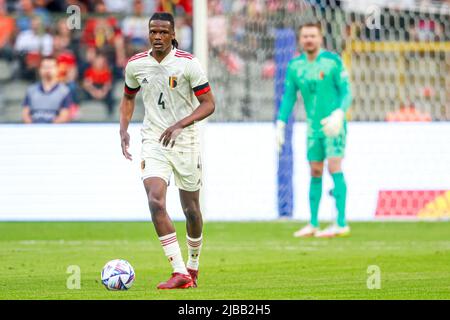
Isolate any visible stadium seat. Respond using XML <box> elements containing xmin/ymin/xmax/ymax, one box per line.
<box><xmin>0</xmin><ymin>59</ymin><xmax>13</xmax><ymax>81</ymax></box>
<box><xmin>77</xmin><ymin>100</ymin><xmax>112</xmax><ymax>122</ymax></box>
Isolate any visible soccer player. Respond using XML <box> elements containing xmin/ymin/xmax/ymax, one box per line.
<box><xmin>22</xmin><ymin>56</ymin><xmax>72</xmax><ymax>124</ymax></box>
<box><xmin>276</xmin><ymin>22</ymin><xmax>352</xmax><ymax>238</ymax></box>
<box><xmin>119</xmin><ymin>12</ymin><xmax>215</xmax><ymax>289</ymax></box>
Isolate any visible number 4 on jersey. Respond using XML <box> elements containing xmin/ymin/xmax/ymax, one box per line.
<box><xmin>158</xmin><ymin>92</ymin><xmax>165</xmax><ymax>109</ymax></box>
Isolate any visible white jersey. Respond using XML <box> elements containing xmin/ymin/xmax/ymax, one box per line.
<box><xmin>124</xmin><ymin>48</ymin><xmax>210</xmax><ymax>152</ymax></box>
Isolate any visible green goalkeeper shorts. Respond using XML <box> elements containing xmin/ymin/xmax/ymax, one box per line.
<box><xmin>307</xmin><ymin>131</ymin><xmax>346</xmax><ymax>162</ymax></box>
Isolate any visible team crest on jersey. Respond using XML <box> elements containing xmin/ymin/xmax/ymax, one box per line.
<box><xmin>169</xmin><ymin>76</ymin><xmax>178</xmax><ymax>89</ymax></box>
<box><xmin>319</xmin><ymin>71</ymin><xmax>325</xmax><ymax>80</ymax></box>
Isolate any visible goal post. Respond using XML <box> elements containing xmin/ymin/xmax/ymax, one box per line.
<box><xmin>193</xmin><ymin>0</ymin><xmax>208</xmax><ymax>71</ymax></box>
<box><xmin>193</xmin><ymin>0</ymin><xmax>209</xmax><ymax>215</ymax></box>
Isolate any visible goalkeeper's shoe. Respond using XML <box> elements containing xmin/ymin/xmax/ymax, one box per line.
<box><xmin>315</xmin><ymin>224</ymin><xmax>351</xmax><ymax>238</ymax></box>
<box><xmin>157</xmin><ymin>272</ymin><xmax>194</xmax><ymax>289</ymax></box>
<box><xmin>293</xmin><ymin>224</ymin><xmax>319</xmax><ymax>238</ymax></box>
<box><xmin>187</xmin><ymin>268</ymin><xmax>198</xmax><ymax>288</ymax></box>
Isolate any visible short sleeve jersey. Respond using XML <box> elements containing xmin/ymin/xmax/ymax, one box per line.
<box><xmin>124</xmin><ymin>48</ymin><xmax>210</xmax><ymax>151</ymax></box>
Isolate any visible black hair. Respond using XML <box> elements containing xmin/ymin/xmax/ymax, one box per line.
<box><xmin>149</xmin><ymin>12</ymin><xmax>179</xmax><ymax>49</ymax></box>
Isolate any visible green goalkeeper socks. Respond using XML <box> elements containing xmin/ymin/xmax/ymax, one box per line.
<box><xmin>309</xmin><ymin>177</ymin><xmax>322</xmax><ymax>228</ymax></box>
<box><xmin>331</xmin><ymin>172</ymin><xmax>347</xmax><ymax>227</ymax></box>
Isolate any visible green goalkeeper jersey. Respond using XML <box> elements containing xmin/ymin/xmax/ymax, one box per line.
<box><xmin>277</xmin><ymin>49</ymin><xmax>352</xmax><ymax>137</ymax></box>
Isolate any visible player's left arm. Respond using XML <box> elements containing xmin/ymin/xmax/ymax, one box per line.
<box><xmin>178</xmin><ymin>90</ymin><xmax>215</xmax><ymax>128</ymax></box>
<box><xmin>333</xmin><ymin>55</ymin><xmax>352</xmax><ymax>113</ymax></box>
<box><xmin>160</xmin><ymin>90</ymin><xmax>215</xmax><ymax>148</ymax></box>
<box><xmin>160</xmin><ymin>58</ymin><xmax>215</xmax><ymax>148</ymax></box>
<box><xmin>321</xmin><ymin>55</ymin><xmax>353</xmax><ymax>137</ymax></box>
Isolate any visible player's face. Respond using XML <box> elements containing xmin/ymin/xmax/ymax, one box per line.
<box><xmin>149</xmin><ymin>20</ymin><xmax>175</xmax><ymax>54</ymax></box>
<box><xmin>39</xmin><ymin>59</ymin><xmax>58</xmax><ymax>81</ymax></box>
<box><xmin>299</xmin><ymin>26</ymin><xmax>322</xmax><ymax>54</ymax></box>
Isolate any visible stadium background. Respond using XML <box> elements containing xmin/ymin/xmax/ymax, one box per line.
<box><xmin>0</xmin><ymin>0</ymin><xmax>449</xmax><ymax>222</ymax></box>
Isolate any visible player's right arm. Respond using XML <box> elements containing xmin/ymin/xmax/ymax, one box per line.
<box><xmin>119</xmin><ymin>62</ymin><xmax>140</xmax><ymax>161</ymax></box>
<box><xmin>277</xmin><ymin>61</ymin><xmax>298</xmax><ymax>124</ymax></box>
<box><xmin>275</xmin><ymin>61</ymin><xmax>298</xmax><ymax>152</ymax></box>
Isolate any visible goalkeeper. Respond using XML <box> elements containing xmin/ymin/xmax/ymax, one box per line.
<box><xmin>276</xmin><ymin>22</ymin><xmax>352</xmax><ymax>238</ymax></box>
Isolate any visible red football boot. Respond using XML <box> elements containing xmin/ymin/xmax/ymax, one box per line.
<box><xmin>187</xmin><ymin>268</ymin><xmax>198</xmax><ymax>288</ymax></box>
<box><xmin>157</xmin><ymin>273</ymin><xmax>194</xmax><ymax>290</ymax></box>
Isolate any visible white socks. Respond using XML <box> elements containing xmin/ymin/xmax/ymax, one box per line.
<box><xmin>186</xmin><ymin>234</ymin><xmax>203</xmax><ymax>271</ymax></box>
<box><xmin>158</xmin><ymin>232</ymin><xmax>203</xmax><ymax>274</ymax></box>
<box><xmin>159</xmin><ymin>232</ymin><xmax>188</xmax><ymax>275</ymax></box>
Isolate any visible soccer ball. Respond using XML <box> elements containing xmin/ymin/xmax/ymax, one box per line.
<box><xmin>101</xmin><ymin>259</ymin><xmax>135</xmax><ymax>290</ymax></box>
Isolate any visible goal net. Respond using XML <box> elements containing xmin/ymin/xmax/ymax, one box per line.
<box><xmin>206</xmin><ymin>0</ymin><xmax>450</xmax><ymax>219</ymax></box>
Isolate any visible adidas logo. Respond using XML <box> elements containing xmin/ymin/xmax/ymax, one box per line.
<box><xmin>142</xmin><ymin>78</ymin><xmax>148</xmax><ymax>84</ymax></box>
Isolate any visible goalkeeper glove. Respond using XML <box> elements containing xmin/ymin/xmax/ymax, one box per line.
<box><xmin>320</xmin><ymin>109</ymin><xmax>345</xmax><ymax>137</ymax></box>
<box><xmin>275</xmin><ymin>120</ymin><xmax>286</xmax><ymax>153</ymax></box>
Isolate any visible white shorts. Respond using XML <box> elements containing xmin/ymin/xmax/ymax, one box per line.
<box><xmin>141</xmin><ymin>144</ymin><xmax>202</xmax><ymax>192</ymax></box>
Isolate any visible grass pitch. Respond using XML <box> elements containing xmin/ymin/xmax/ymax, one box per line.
<box><xmin>0</xmin><ymin>221</ymin><xmax>449</xmax><ymax>300</ymax></box>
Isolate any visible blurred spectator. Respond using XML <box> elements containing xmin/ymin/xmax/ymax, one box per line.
<box><xmin>22</xmin><ymin>56</ymin><xmax>73</xmax><ymax>124</ymax></box>
<box><xmin>343</xmin><ymin>0</ymin><xmax>415</xmax><ymax>12</ymax></box>
<box><xmin>129</xmin><ymin>0</ymin><xmax>157</xmax><ymax>15</ymax></box>
<box><xmin>82</xmin><ymin>52</ymin><xmax>114</xmax><ymax>116</ymax></box>
<box><xmin>81</xmin><ymin>0</ymin><xmax>126</xmax><ymax>73</ymax></box>
<box><xmin>122</xmin><ymin>0</ymin><xmax>149</xmax><ymax>55</ymax></box>
<box><xmin>208</xmin><ymin>0</ymin><xmax>244</xmax><ymax>74</ymax></box>
<box><xmin>14</xmin><ymin>16</ymin><xmax>53</xmax><ymax>55</ymax></box>
<box><xmin>0</xmin><ymin>0</ymin><xmax>15</xmax><ymax>61</ymax></box>
<box><xmin>175</xmin><ymin>15</ymin><xmax>192</xmax><ymax>52</ymax></box>
<box><xmin>103</xmin><ymin>0</ymin><xmax>129</xmax><ymax>13</ymax></box>
<box><xmin>38</xmin><ymin>0</ymin><xmax>68</xmax><ymax>12</ymax></box>
<box><xmin>386</xmin><ymin>102</ymin><xmax>432</xmax><ymax>122</ymax></box>
<box><xmin>53</xmin><ymin>18</ymin><xmax>80</xmax><ymax>119</ymax></box>
<box><xmin>34</xmin><ymin>0</ymin><xmax>52</xmax><ymax>22</ymax></box>
<box><xmin>208</xmin><ymin>0</ymin><xmax>228</xmax><ymax>51</ymax></box>
<box><xmin>15</xmin><ymin>0</ymin><xmax>51</xmax><ymax>32</ymax></box>
<box><xmin>410</xmin><ymin>15</ymin><xmax>444</xmax><ymax>41</ymax></box>
<box><xmin>103</xmin><ymin>0</ymin><xmax>157</xmax><ymax>14</ymax></box>
<box><xmin>54</xmin><ymin>18</ymin><xmax>78</xmax><ymax>77</ymax></box>
<box><xmin>54</xmin><ymin>36</ymin><xmax>77</xmax><ymax>85</ymax></box>
<box><xmin>14</xmin><ymin>16</ymin><xmax>53</xmax><ymax>80</ymax></box>
<box><xmin>79</xmin><ymin>46</ymin><xmax>97</xmax><ymax>75</ymax></box>
<box><xmin>15</xmin><ymin>0</ymin><xmax>34</xmax><ymax>31</ymax></box>
<box><xmin>55</xmin><ymin>17</ymin><xmax>77</xmax><ymax>53</ymax></box>
<box><xmin>246</xmin><ymin>0</ymin><xmax>264</xmax><ymax>18</ymax></box>
<box><xmin>158</xmin><ymin>0</ymin><xmax>192</xmax><ymax>15</ymax></box>
<box><xmin>261</xmin><ymin>59</ymin><xmax>275</xmax><ymax>79</ymax></box>
<box><xmin>65</xmin><ymin>0</ymin><xmax>89</xmax><ymax>13</ymax></box>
